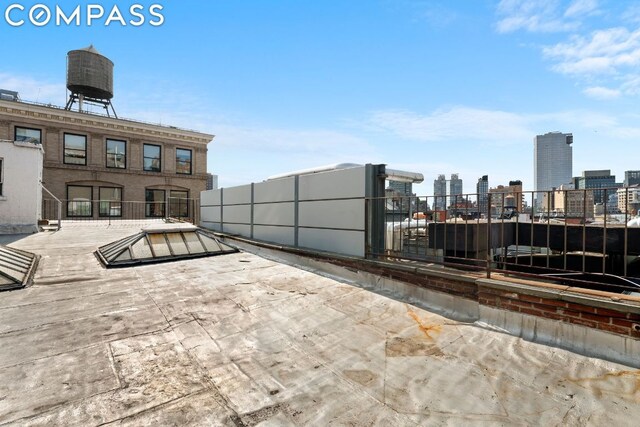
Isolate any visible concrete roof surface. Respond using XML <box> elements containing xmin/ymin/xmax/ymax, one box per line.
<box><xmin>0</xmin><ymin>223</ymin><xmax>639</xmax><ymax>426</ymax></box>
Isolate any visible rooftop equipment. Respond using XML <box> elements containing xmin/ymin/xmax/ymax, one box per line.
<box><xmin>64</xmin><ymin>45</ymin><xmax>117</xmax><ymax>117</ymax></box>
<box><xmin>0</xmin><ymin>89</ymin><xmax>19</xmax><ymax>102</ymax></box>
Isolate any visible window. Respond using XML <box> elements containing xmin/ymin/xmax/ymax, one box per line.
<box><xmin>15</xmin><ymin>126</ymin><xmax>41</xmax><ymax>144</ymax></box>
<box><xmin>145</xmin><ymin>189</ymin><xmax>165</xmax><ymax>217</ymax></box>
<box><xmin>143</xmin><ymin>144</ymin><xmax>161</xmax><ymax>172</ymax></box>
<box><xmin>169</xmin><ymin>190</ymin><xmax>189</xmax><ymax>218</ymax></box>
<box><xmin>67</xmin><ymin>185</ymin><xmax>92</xmax><ymax>217</ymax></box>
<box><xmin>0</xmin><ymin>158</ymin><xmax>3</xmax><ymax>196</ymax></box>
<box><xmin>176</xmin><ymin>148</ymin><xmax>192</xmax><ymax>175</ymax></box>
<box><xmin>99</xmin><ymin>187</ymin><xmax>122</xmax><ymax>217</ymax></box>
<box><xmin>64</xmin><ymin>133</ymin><xmax>87</xmax><ymax>165</ymax></box>
<box><xmin>106</xmin><ymin>139</ymin><xmax>126</xmax><ymax>169</ymax></box>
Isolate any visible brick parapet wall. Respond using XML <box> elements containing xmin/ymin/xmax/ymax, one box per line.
<box><xmin>477</xmin><ymin>280</ymin><xmax>640</xmax><ymax>339</ymax></box>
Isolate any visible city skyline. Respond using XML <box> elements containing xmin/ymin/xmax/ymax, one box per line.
<box><xmin>1</xmin><ymin>1</ymin><xmax>639</xmax><ymax>195</ymax></box>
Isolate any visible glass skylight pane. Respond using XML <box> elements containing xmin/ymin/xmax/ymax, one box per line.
<box><xmin>183</xmin><ymin>233</ymin><xmax>205</xmax><ymax>254</ymax></box>
<box><xmin>166</xmin><ymin>233</ymin><xmax>190</xmax><ymax>255</ymax></box>
<box><xmin>130</xmin><ymin>238</ymin><xmax>153</xmax><ymax>260</ymax></box>
<box><xmin>149</xmin><ymin>233</ymin><xmax>171</xmax><ymax>257</ymax></box>
<box><xmin>199</xmin><ymin>233</ymin><xmax>223</xmax><ymax>252</ymax></box>
<box><xmin>0</xmin><ymin>264</ymin><xmax>24</xmax><ymax>282</ymax></box>
<box><xmin>114</xmin><ymin>249</ymin><xmax>132</xmax><ymax>262</ymax></box>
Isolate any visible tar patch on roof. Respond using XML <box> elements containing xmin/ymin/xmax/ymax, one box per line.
<box><xmin>96</xmin><ymin>227</ymin><xmax>238</xmax><ymax>268</ymax></box>
<box><xmin>0</xmin><ymin>245</ymin><xmax>40</xmax><ymax>291</ymax></box>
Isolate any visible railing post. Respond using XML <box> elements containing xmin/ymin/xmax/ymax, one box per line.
<box><xmin>486</xmin><ymin>193</ymin><xmax>492</xmax><ymax>278</ymax></box>
<box><xmin>294</xmin><ymin>176</ymin><xmax>299</xmax><ymax>248</ymax></box>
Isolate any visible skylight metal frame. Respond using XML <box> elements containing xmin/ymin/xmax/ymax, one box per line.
<box><xmin>96</xmin><ymin>228</ymin><xmax>237</xmax><ymax>268</ymax></box>
<box><xmin>0</xmin><ymin>245</ymin><xmax>40</xmax><ymax>291</ymax></box>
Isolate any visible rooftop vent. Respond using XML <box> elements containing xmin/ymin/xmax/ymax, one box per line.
<box><xmin>0</xmin><ymin>245</ymin><xmax>39</xmax><ymax>291</ymax></box>
<box><xmin>0</xmin><ymin>89</ymin><xmax>19</xmax><ymax>102</ymax></box>
<box><xmin>96</xmin><ymin>226</ymin><xmax>238</xmax><ymax>268</ymax></box>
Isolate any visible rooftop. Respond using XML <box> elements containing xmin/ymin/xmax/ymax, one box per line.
<box><xmin>0</xmin><ymin>98</ymin><xmax>214</xmax><ymax>141</ymax></box>
<box><xmin>0</xmin><ymin>223</ymin><xmax>638</xmax><ymax>425</ymax></box>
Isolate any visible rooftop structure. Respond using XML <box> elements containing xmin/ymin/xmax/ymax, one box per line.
<box><xmin>573</xmin><ymin>169</ymin><xmax>618</xmax><ymax>204</ymax></box>
<box><xmin>0</xmin><ymin>98</ymin><xmax>213</xmax><ymax>222</ymax></box>
<box><xmin>1</xmin><ymin>222</ymin><xmax>640</xmax><ymax>424</ymax></box>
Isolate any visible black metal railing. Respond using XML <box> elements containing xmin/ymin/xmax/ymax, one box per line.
<box><xmin>41</xmin><ymin>198</ymin><xmax>200</xmax><ymax>225</ymax></box>
<box><xmin>368</xmin><ymin>187</ymin><xmax>640</xmax><ymax>294</ymax></box>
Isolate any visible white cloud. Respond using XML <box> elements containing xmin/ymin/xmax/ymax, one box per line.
<box><xmin>495</xmin><ymin>0</ymin><xmax>585</xmax><ymax>33</ymax></box>
<box><xmin>583</xmin><ymin>86</ymin><xmax>621</xmax><ymax>99</ymax></box>
<box><xmin>564</xmin><ymin>0</ymin><xmax>598</xmax><ymax>18</ymax></box>
<box><xmin>541</xmin><ymin>27</ymin><xmax>640</xmax><ymax>97</ymax></box>
<box><xmin>0</xmin><ymin>73</ymin><xmax>66</xmax><ymax>105</ymax></box>
<box><xmin>543</xmin><ymin>27</ymin><xmax>640</xmax><ymax>75</ymax></box>
<box><xmin>367</xmin><ymin>107</ymin><xmax>533</xmax><ymax>144</ymax></box>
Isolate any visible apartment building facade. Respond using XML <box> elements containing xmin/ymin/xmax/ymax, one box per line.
<box><xmin>0</xmin><ymin>99</ymin><xmax>213</xmax><ymax>220</ymax></box>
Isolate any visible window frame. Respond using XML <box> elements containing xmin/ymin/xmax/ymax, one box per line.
<box><xmin>63</xmin><ymin>132</ymin><xmax>88</xmax><ymax>166</ymax></box>
<box><xmin>106</xmin><ymin>138</ymin><xmax>127</xmax><ymax>169</ymax></box>
<box><xmin>66</xmin><ymin>185</ymin><xmax>93</xmax><ymax>218</ymax></box>
<box><xmin>0</xmin><ymin>157</ymin><xmax>4</xmax><ymax>196</ymax></box>
<box><xmin>175</xmin><ymin>148</ymin><xmax>192</xmax><ymax>175</ymax></box>
<box><xmin>98</xmin><ymin>186</ymin><xmax>123</xmax><ymax>217</ymax></box>
<box><xmin>145</xmin><ymin>189</ymin><xmax>166</xmax><ymax>218</ymax></box>
<box><xmin>143</xmin><ymin>143</ymin><xmax>162</xmax><ymax>172</ymax></box>
<box><xmin>169</xmin><ymin>190</ymin><xmax>189</xmax><ymax>218</ymax></box>
<box><xmin>14</xmin><ymin>126</ymin><xmax>42</xmax><ymax>144</ymax></box>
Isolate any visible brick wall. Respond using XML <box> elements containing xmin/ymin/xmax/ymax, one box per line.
<box><xmin>478</xmin><ymin>285</ymin><xmax>640</xmax><ymax>339</ymax></box>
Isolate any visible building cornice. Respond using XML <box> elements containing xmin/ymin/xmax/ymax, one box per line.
<box><xmin>0</xmin><ymin>100</ymin><xmax>214</xmax><ymax>145</ymax></box>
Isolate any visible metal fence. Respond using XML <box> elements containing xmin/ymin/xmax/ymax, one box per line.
<box><xmin>41</xmin><ymin>197</ymin><xmax>200</xmax><ymax>225</ymax></box>
<box><xmin>368</xmin><ymin>187</ymin><xmax>640</xmax><ymax>294</ymax></box>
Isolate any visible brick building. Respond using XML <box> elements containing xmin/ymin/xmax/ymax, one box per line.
<box><xmin>0</xmin><ymin>99</ymin><xmax>213</xmax><ymax>220</ymax></box>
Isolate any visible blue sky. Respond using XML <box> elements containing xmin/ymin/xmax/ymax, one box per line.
<box><xmin>1</xmin><ymin>0</ymin><xmax>639</xmax><ymax>195</ymax></box>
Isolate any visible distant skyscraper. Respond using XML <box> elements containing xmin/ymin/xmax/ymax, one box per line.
<box><xmin>477</xmin><ymin>175</ymin><xmax>489</xmax><ymax>214</ymax></box>
<box><xmin>449</xmin><ymin>173</ymin><xmax>463</xmax><ymax>197</ymax></box>
<box><xmin>573</xmin><ymin>170</ymin><xmax>617</xmax><ymax>204</ymax></box>
<box><xmin>388</xmin><ymin>180</ymin><xmax>413</xmax><ymax>196</ymax></box>
<box><xmin>625</xmin><ymin>170</ymin><xmax>640</xmax><ymax>187</ymax></box>
<box><xmin>206</xmin><ymin>173</ymin><xmax>218</xmax><ymax>191</ymax></box>
<box><xmin>534</xmin><ymin>132</ymin><xmax>573</xmax><ymax>208</ymax></box>
<box><xmin>433</xmin><ymin>174</ymin><xmax>447</xmax><ymax>210</ymax></box>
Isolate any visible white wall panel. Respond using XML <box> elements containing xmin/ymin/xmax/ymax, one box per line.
<box><xmin>223</xmin><ymin>184</ymin><xmax>252</xmax><ymax>205</ymax></box>
<box><xmin>200</xmin><ymin>206</ymin><xmax>221</xmax><ymax>223</ymax></box>
<box><xmin>222</xmin><ymin>205</ymin><xmax>251</xmax><ymax>224</ymax></box>
<box><xmin>298</xmin><ymin>229</ymin><xmax>364</xmax><ymax>257</ymax></box>
<box><xmin>253</xmin><ymin>226</ymin><xmax>295</xmax><ymax>246</ymax></box>
<box><xmin>298</xmin><ymin>199</ymin><xmax>364</xmax><ymax>230</ymax></box>
<box><xmin>299</xmin><ymin>167</ymin><xmax>366</xmax><ymax>201</ymax></box>
<box><xmin>254</xmin><ymin>203</ymin><xmax>295</xmax><ymax>226</ymax></box>
<box><xmin>200</xmin><ymin>189</ymin><xmax>221</xmax><ymax>206</ymax></box>
<box><xmin>254</xmin><ymin>178</ymin><xmax>295</xmax><ymax>203</ymax></box>
<box><xmin>223</xmin><ymin>223</ymin><xmax>251</xmax><ymax>236</ymax></box>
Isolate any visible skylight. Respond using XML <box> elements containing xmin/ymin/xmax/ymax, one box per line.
<box><xmin>0</xmin><ymin>245</ymin><xmax>39</xmax><ymax>291</ymax></box>
<box><xmin>96</xmin><ymin>226</ymin><xmax>237</xmax><ymax>267</ymax></box>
